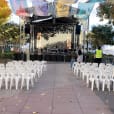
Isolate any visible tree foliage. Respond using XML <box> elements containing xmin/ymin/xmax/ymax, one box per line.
<box><xmin>86</xmin><ymin>25</ymin><xmax>114</xmax><ymax>47</ymax></box>
<box><xmin>0</xmin><ymin>23</ymin><xmax>20</xmax><ymax>44</ymax></box>
<box><xmin>0</xmin><ymin>0</ymin><xmax>11</xmax><ymax>25</ymax></box>
<box><xmin>108</xmin><ymin>0</ymin><xmax>114</xmax><ymax>3</ymax></box>
<box><xmin>97</xmin><ymin>1</ymin><xmax>114</xmax><ymax>23</ymax></box>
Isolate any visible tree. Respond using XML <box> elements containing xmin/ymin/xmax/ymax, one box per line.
<box><xmin>97</xmin><ymin>1</ymin><xmax>114</xmax><ymax>24</ymax></box>
<box><xmin>97</xmin><ymin>2</ymin><xmax>114</xmax><ymax>23</ymax></box>
<box><xmin>0</xmin><ymin>23</ymin><xmax>20</xmax><ymax>45</ymax></box>
<box><xmin>86</xmin><ymin>25</ymin><xmax>114</xmax><ymax>48</ymax></box>
<box><xmin>108</xmin><ymin>0</ymin><xmax>114</xmax><ymax>3</ymax></box>
<box><xmin>0</xmin><ymin>0</ymin><xmax>11</xmax><ymax>25</ymax></box>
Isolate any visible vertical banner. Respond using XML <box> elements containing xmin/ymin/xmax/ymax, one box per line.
<box><xmin>56</xmin><ymin>0</ymin><xmax>75</xmax><ymax>17</ymax></box>
<box><xmin>67</xmin><ymin>39</ymin><xmax>71</xmax><ymax>49</ymax></box>
<box><xmin>32</xmin><ymin>0</ymin><xmax>48</xmax><ymax>16</ymax></box>
<box><xmin>37</xmin><ymin>32</ymin><xmax>42</xmax><ymax>49</ymax></box>
<box><xmin>37</xmin><ymin>32</ymin><xmax>42</xmax><ymax>40</ymax></box>
<box><xmin>9</xmin><ymin>0</ymin><xmax>29</xmax><ymax>16</ymax></box>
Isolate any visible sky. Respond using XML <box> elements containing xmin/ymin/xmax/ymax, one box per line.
<box><xmin>89</xmin><ymin>2</ymin><xmax>108</xmax><ymax>30</ymax></box>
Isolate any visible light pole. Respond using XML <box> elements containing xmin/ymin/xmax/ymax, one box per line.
<box><xmin>85</xmin><ymin>8</ymin><xmax>91</xmax><ymax>53</ymax></box>
<box><xmin>19</xmin><ymin>17</ymin><xmax>22</xmax><ymax>52</ymax></box>
<box><xmin>81</xmin><ymin>8</ymin><xmax>90</xmax><ymax>54</ymax></box>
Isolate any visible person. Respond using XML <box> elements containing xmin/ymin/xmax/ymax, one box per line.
<box><xmin>70</xmin><ymin>50</ymin><xmax>76</xmax><ymax>68</ymax></box>
<box><xmin>95</xmin><ymin>46</ymin><xmax>103</xmax><ymax>67</ymax></box>
<box><xmin>77</xmin><ymin>48</ymin><xmax>83</xmax><ymax>63</ymax></box>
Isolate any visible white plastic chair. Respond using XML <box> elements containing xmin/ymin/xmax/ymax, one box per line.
<box><xmin>21</xmin><ymin>72</ymin><xmax>34</xmax><ymax>90</ymax></box>
<box><xmin>10</xmin><ymin>72</ymin><xmax>21</xmax><ymax>90</ymax></box>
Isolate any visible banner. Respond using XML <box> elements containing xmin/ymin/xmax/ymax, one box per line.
<box><xmin>70</xmin><ymin>7</ymin><xmax>78</xmax><ymax>16</ymax></box>
<box><xmin>9</xmin><ymin>0</ymin><xmax>29</xmax><ymax>16</ymax></box>
<box><xmin>32</xmin><ymin>0</ymin><xmax>48</xmax><ymax>16</ymax></box>
<box><xmin>76</xmin><ymin>3</ymin><xmax>95</xmax><ymax>19</ymax></box>
<box><xmin>56</xmin><ymin>0</ymin><xmax>75</xmax><ymax>17</ymax></box>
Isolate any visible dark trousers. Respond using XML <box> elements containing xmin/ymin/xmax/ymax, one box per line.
<box><xmin>95</xmin><ymin>58</ymin><xmax>102</xmax><ymax>67</ymax></box>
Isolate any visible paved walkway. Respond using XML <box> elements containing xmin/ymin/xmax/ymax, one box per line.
<box><xmin>0</xmin><ymin>63</ymin><xmax>113</xmax><ymax>114</ymax></box>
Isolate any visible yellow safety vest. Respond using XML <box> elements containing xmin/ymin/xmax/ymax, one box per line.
<box><xmin>96</xmin><ymin>50</ymin><xmax>102</xmax><ymax>58</ymax></box>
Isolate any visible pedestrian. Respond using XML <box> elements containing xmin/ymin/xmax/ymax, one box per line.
<box><xmin>77</xmin><ymin>48</ymin><xmax>83</xmax><ymax>63</ymax></box>
<box><xmin>70</xmin><ymin>50</ymin><xmax>76</xmax><ymax>68</ymax></box>
<box><xmin>95</xmin><ymin>46</ymin><xmax>103</xmax><ymax>67</ymax></box>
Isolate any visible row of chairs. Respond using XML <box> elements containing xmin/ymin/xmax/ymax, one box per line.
<box><xmin>72</xmin><ymin>62</ymin><xmax>114</xmax><ymax>91</ymax></box>
<box><xmin>0</xmin><ymin>60</ymin><xmax>47</xmax><ymax>90</ymax></box>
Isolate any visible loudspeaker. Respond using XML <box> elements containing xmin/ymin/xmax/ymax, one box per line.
<box><xmin>76</xmin><ymin>24</ymin><xmax>81</xmax><ymax>35</ymax></box>
<box><xmin>25</xmin><ymin>24</ymin><xmax>30</xmax><ymax>34</ymax></box>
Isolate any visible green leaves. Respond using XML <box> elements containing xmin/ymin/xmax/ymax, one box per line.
<box><xmin>0</xmin><ymin>23</ymin><xmax>20</xmax><ymax>44</ymax></box>
<box><xmin>86</xmin><ymin>25</ymin><xmax>114</xmax><ymax>47</ymax></box>
<box><xmin>97</xmin><ymin>2</ymin><xmax>114</xmax><ymax>23</ymax></box>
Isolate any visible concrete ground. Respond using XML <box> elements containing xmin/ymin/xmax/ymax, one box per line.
<box><xmin>95</xmin><ymin>90</ymin><xmax>114</xmax><ymax>114</ymax></box>
<box><xmin>0</xmin><ymin>63</ymin><xmax>113</xmax><ymax>114</ymax></box>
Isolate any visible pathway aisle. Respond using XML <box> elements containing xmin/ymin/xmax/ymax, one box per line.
<box><xmin>0</xmin><ymin>63</ymin><xmax>113</xmax><ymax>114</ymax></box>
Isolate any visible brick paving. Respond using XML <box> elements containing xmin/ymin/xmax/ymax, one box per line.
<box><xmin>0</xmin><ymin>63</ymin><xmax>113</xmax><ymax>114</ymax></box>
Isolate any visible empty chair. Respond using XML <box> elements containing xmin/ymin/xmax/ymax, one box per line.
<box><xmin>21</xmin><ymin>72</ymin><xmax>34</xmax><ymax>90</ymax></box>
<box><xmin>10</xmin><ymin>72</ymin><xmax>21</xmax><ymax>90</ymax></box>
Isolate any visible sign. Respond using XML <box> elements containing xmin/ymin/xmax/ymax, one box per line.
<box><xmin>56</xmin><ymin>0</ymin><xmax>75</xmax><ymax>17</ymax></box>
<box><xmin>32</xmin><ymin>0</ymin><xmax>48</xmax><ymax>16</ymax></box>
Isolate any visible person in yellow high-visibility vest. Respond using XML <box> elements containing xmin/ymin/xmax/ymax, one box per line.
<box><xmin>95</xmin><ymin>46</ymin><xmax>103</xmax><ymax>67</ymax></box>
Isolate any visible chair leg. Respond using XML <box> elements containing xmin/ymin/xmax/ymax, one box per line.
<box><xmin>102</xmin><ymin>80</ymin><xmax>105</xmax><ymax>91</ymax></box>
<box><xmin>21</xmin><ymin>78</ymin><xmax>25</xmax><ymax>90</ymax></box>
<box><xmin>10</xmin><ymin>78</ymin><xmax>13</xmax><ymax>90</ymax></box>
<box><xmin>96</xmin><ymin>80</ymin><xmax>99</xmax><ymax>91</ymax></box>
<box><xmin>86</xmin><ymin>76</ymin><xmax>89</xmax><ymax>87</ymax></box>
<box><xmin>15</xmin><ymin>78</ymin><xmax>19</xmax><ymax>90</ymax></box>
<box><xmin>113</xmin><ymin>81</ymin><xmax>114</xmax><ymax>91</ymax></box>
<box><xmin>91</xmin><ymin>79</ymin><xmax>94</xmax><ymax>91</ymax></box>
<box><xmin>27</xmin><ymin>79</ymin><xmax>30</xmax><ymax>90</ymax></box>
<box><xmin>107</xmin><ymin>80</ymin><xmax>110</xmax><ymax>92</ymax></box>
<box><xmin>5</xmin><ymin>78</ymin><xmax>9</xmax><ymax>90</ymax></box>
<box><xmin>31</xmin><ymin>78</ymin><xmax>34</xmax><ymax>87</ymax></box>
<box><xmin>0</xmin><ymin>79</ymin><xmax>3</xmax><ymax>89</ymax></box>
